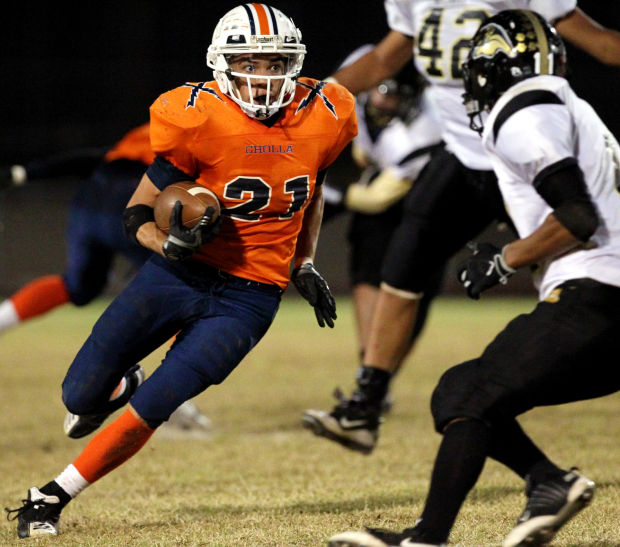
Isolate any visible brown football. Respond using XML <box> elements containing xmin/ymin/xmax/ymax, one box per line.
<box><xmin>154</xmin><ymin>181</ymin><xmax>221</xmax><ymax>233</ymax></box>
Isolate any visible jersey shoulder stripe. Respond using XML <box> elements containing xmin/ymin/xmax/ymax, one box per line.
<box><xmin>151</xmin><ymin>81</ymin><xmax>225</xmax><ymax>130</ymax></box>
<box><xmin>294</xmin><ymin>77</ymin><xmax>356</xmax><ymax>121</ymax></box>
<box><xmin>493</xmin><ymin>89</ymin><xmax>564</xmax><ymax>143</ymax></box>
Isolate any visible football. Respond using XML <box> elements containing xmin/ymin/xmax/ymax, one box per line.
<box><xmin>154</xmin><ymin>181</ymin><xmax>221</xmax><ymax>233</ymax></box>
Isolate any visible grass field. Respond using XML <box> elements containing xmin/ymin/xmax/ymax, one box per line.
<box><xmin>0</xmin><ymin>294</ymin><xmax>618</xmax><ymax>546</ymax></box>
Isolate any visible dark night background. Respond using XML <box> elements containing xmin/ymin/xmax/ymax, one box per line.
<box><xmin>0</xmin><ymin>1</ymin><xmax>618</xmax><ymax>295</ymax></box>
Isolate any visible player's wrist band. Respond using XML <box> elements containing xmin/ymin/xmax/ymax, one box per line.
<box><xmin>122</xmin><ymin>204</ymin><xmax>155</xmax><ymax>245</ymax></box>
<box><xmin>498</xmin><ymin>246</ymin><xmax>516</xmax><ymax>274</ymax></box>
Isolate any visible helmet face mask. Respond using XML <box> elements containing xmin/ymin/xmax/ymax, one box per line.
<box><xmin>206</xmin><ymin>4</ymin><xmax>306</xmax><ymax>119</ymax></box>
<box><xmin>462</xmin><ymin>9</ymin><xmax>567</xmax><ymax>133</ymax></box>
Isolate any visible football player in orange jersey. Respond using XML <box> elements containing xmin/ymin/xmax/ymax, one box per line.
<box><xmin>5</xmin><ymin>3</ymin><xmax>357</xmax><ymax>539</ymax></box>
<box><xmin>0</xmin><ymin>124</ymin><xmax>212</xmax><ymax>436</ymax></box>
<box><xmin>0</xmin><ymin>124</ymin><xmax>153</xmax><ymax>331</ymax></box>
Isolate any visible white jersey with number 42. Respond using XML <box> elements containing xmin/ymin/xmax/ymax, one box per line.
<box><xmin>384</xmin><ymin>0</ymin><xmax>576</xmax><ymax>169</ymax></box>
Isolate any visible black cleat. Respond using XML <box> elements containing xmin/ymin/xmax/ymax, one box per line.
<box><xmin>328</xmin><ymin>527</ymin><xmax>444</xmax><ymax>546</ymax></box>
<box><xmin>64</xmin><ymin>364</ymin><xmax>145</xmax><ymax>439</ymax></box>
<box><xmin>503</xmin><ymin>468</ymin><xmax>595</xmax><ymax>547</ymax></box>
<box><xmin>302</xmin><ymin>388</ymin><xmax>382</xmax><ymax>454</ymax></box>
<box><xmin>5</xmin><ymin>487</ymin><xmax>62</xmax><ymax>539</ymax></box>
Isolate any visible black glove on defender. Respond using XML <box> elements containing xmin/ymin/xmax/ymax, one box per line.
<box><xmin>458</xmin><ymin>242</ymin><xmax>515</xmax><ymax>300</ymax></box>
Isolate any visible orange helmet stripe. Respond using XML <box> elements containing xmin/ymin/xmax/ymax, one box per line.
<box><xmin>251</xmin><ymin>3</ymin><xmax>271</xmax><ymax>34</ymax></box>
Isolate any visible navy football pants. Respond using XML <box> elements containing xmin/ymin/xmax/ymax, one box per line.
<box><xmin>63</xmin><ymin>161</ymin><xmax>152</xmax><ymax>306</ymax></box>
<box><xmin>62</xmin><ymin>255</ymin><xmax>281</xmax><ymax>427</ymax></box>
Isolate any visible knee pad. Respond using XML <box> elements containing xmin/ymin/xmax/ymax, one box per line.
<box><xmin>430</xmin><ymin>360</ymin><xmax>482</xmax><ymax>433</ymax></box>
<box><xmin>381</xmin><ymin>216</ymin><xmax>453</xmax><ymax>294</ymax></box>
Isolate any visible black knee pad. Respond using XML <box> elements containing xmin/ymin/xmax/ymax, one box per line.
<box><xmin>430</xmin><ymin>360</ymin><xmax>483</xmax><ymax>432</ymax></box>
<box><xmin>348</xmin><ymin>207</ymin><xmax>403</xmax><ymax>287</ymax></box>
<box><xmin>380</xmin><ymin>216</ymin><xmax>436</xmax><ymax>293</ymax></box>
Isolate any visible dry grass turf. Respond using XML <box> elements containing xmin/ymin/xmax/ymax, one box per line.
<box><xmin>0</xmin><ymin>294</ymin><xmax>618</xmax><ymax>546</ymax></box>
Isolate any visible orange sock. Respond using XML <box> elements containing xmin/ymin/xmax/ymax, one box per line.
<box><xmin>73</xmin><ymin>408</ymin><xmax>155</xmax><ymax>484</ymax></box>
<box><xmin>11</xmin><ymin>275</ymin><xmax>70</xmax><ymax>320</ymax></box>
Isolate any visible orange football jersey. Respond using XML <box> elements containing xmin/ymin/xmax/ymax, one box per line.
<box><xmin>104</xmin><ymin>123</ymin><xmax>155</xmax><ymax>166</ymax></box>
<box><xmin>149</xmin><ymin>78</ymin><xmax>357</xmax><ymax>288</ymax></box>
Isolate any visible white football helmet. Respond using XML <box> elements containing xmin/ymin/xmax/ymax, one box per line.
<box><xmin>206</xmin><ymin>4</ymin><xmax>306</xmax><ymax>119</ymax></box>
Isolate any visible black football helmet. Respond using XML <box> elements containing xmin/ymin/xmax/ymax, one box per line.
<box><xmin>364</xmin><ymin>63</ymin><xmax>427</xmax><ymax>131</ymax></box>
<box><xmin>462</xmin><ymin>9</ymin><xmax>567</xmax><ymax>133</ymax></box>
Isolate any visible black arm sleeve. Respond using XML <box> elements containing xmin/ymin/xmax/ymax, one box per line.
<box><xmin>122</xmin><ymin>204</ymin><xmax>155</xmax><ymax>246</ymax></box>
<box><xmin>145</xmin><ymin>157</ymin><xmax>195</xmax><ymax>190</ymax></box>
<box><xmin>533</xmin><ymin>158</ymin><xmax>599</xmax><ymax>242</ymax></box>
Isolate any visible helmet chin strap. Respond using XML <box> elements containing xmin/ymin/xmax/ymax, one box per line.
<box><xmin>248</xmin><ymin>105</ymin><xmax>271</xmax><ymax>119</ymax></box>
<box><xmin>468</xmin><ymin>113</ymin><xmax>485</xmax><ymax>135</ymax></box>
<box><xmin>239</xmin><ymin>98</ymin><xmax>278</xmax><ymax>120</ymax></box>
<box><xmin>464</xmin><ymin>96</ymin><xmax>485</xmax><ymax>135</ymax></box>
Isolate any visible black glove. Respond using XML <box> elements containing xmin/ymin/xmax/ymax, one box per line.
<box><xmin>291</xmin><ymin>263</ymin><xmax>337</xmax><ymax>328</ymax></box>
<box><xmin>162</xmin><ymin>201</ymin><xmax>221</xmax><ymax>262</ymax></box>
<box><xmin>457</xmin><ymin>242</ymin><xmax>516</xmax><ymax>300</ymax></box>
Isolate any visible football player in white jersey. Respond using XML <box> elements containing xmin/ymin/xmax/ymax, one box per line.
<box><xmin>328</xmin><ymin>10</ymin><xmax>620</xmax><ymax>547</ymax></box>
<box><xmin>303</xmin><ymin>47</ymin><xmax>443</xmax><ymax>450</ymax></box>
<box><xmin>305</xmin><ymin>0</ymin><xmax>620</xmax><ymax>456</ymax></box>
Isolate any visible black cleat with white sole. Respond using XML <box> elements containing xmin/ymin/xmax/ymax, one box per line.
<box><xmin>327</xmin><ymin>527</ymin><xmax>444</xmax><ymax>547</ymax></box>
<box><xmin>302</xmin><ymin>388</ymin><xmax>382</xmax><ymax>454</ymax></box>
<box><xmin>503</xmin><ymin>468</ymin><xmax>595</xmax><ymax>547</ymax></box>
<box><xmin>5</xmin><ymin>487</ymin><xmax>62</xmax><ymax>539</ymax></box>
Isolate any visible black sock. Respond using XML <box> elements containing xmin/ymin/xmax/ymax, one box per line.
<box><xmin>354</xmin><ymin>365</ymin><xmax>391</xmax><ymax>405</ymax></box>
<box><xmin>488</xmin><ymin>418</ymin><xmax>559</xmax><ymax>481</ymax></box>
<box><xmin>416</xmin><ymin>419</ymin><xmax>491</xmax><ymax>543</ymax></box>
<box><xmin>39</xmin><ymin>481</ymin><xmax>72</xmax><ymax>509</ymax></box>
<box><xmin>526</xmin><ymin>460</ymin><xmax>566</xmax><ymax>488</ymax></box>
